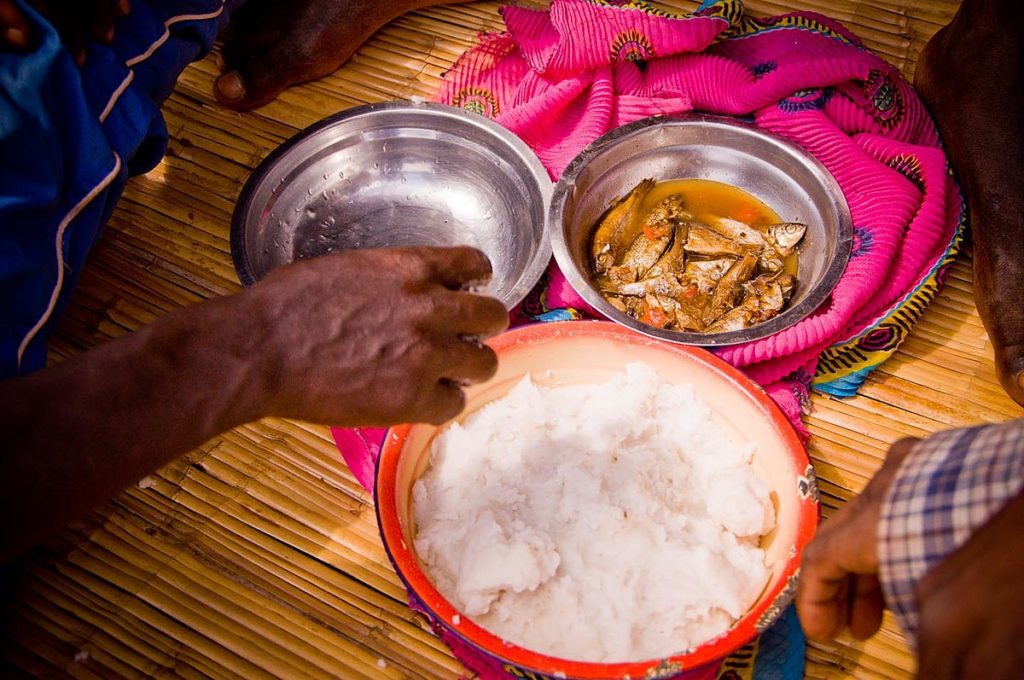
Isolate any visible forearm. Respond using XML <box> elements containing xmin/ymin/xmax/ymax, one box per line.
<box><xmin>0</xmin><ymin>290</ymin><xmax>270</xmax><ymax>560</ymax></box>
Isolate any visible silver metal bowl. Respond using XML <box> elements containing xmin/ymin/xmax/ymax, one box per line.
<box><xmin>231</xmin><ymin>101</ymin><xmax>552</xmax><ymax>309</ymax></box>
<box><xmin>550</xmin><ymin>113</ymin><xmax>853</xmax><ymax>346</ymax></box>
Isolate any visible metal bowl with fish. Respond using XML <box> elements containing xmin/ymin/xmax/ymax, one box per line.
<box><xmin>550</xmin><ymin>113</ymin><xmax>853</xmax><ymax>346</ymax></box>
<box><xmin>231</xmin><ymin>101</ymin><xmax>552</xmax><ymax>309</ymax></box>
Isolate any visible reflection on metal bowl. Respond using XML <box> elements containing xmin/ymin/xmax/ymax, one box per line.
<box><xmin>550</xmin><ymin>113</ymin><xmax>853</xmax><ymax>346</ymax></box>
<box><xmin>231</xmin><ymin>101</ymin><xmax>552</xmax><ymax>309</ymax></box>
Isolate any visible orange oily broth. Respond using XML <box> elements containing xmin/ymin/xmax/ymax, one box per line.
<box><xmin>639</xmin><ymin>178</ymin><xmax>798</xmax><ymax>276</ymax></box>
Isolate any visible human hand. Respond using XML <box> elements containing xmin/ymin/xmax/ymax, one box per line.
<box><xmin>1</xmin><ymin>0</ymin><xmax>32</xmax><ymax>50</ymax></box>
<box><xmin>912</xmin><ymin>488</ymin><xmax>1024</xmax><ymax>679</ymax></box>
<box><xmin>245</xmin><ymin>246</ymin><xmax>509</xmax><ymax>427</ymax></box>
<box><xmin>796</xmin><ymin>437</ymin><xmax>920</xmax><ymax>641</ymax></box>
<box><xmin>1</xmin><ymin>0</ymin><xmax>130</xmax><ymax>62</ymax></box>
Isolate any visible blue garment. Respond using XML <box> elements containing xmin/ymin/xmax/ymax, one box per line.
<box><xmin>0</xmin><ymin>0</ymin><xmax>236</xmax><ymax>378</ymax></box>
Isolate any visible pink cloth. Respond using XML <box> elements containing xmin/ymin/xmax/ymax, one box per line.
<box><xmin>439</xmin><ymin>0</ymin><xmax>960</xmax><ymax>427</ymax></box>
<box><xmin>334</xmin><ymin>0</ymin><xmax>961</xmax><ymax>492</ymax></box>
<box><xmin>330</xmin><ymin>5</ymin><xmax>963</xmax><ymax>676</ymax></box>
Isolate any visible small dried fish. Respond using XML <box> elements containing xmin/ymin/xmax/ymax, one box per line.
<box><xmin>650</xmin><ymin>295</ymin><xmax>704</xmax><ymax>332</ymax></box>
<box><xmin>589</xmin><ymin>180</ymin><xmax>804</xmax><ymax>333</ymax></box>
<box><xmin>704</xmin><ymin>305</ymin><xmax>752</xmax><ymax>333</ymax></box>
<box><xmin>683</xmin><ymin>258</ymin><xmax>734</xmax><ymax>296</ymax></box>
<box><xmin>705</xmin><ymin>273</ymin><xmax>796</xmax><ymax>332</ymax></box>
<box><xmin>606</xmin><ymin>296</ymin><xmax>628</xmax><ymax>313</ymax></box>
<box><xmin>619</xmin><ymin>229</ymin><xmax>672</xmax><ymax>277</ymax></box>
<box><xmin>684</xmin><ymin>223</ymin><xmax>749</xmax><ymax>258</ymax></box>
<box><xmin>758</xmin><ymin>245</ymin><xmax>785</xmax><ymax>274</ymax></box>
<box><xmin>765</xmin><ymin>222</ymin><xmax>807</xmax><ymax>257</ymax></box>
<box><xmin>642</xmin><ymin>195</ymin><xmax>690</xmax><ymax>239</ymax></box>
<box><xmin>703</xmin><ymin>253</ymin><xmax>758</xmax><ymax>325</ymax></box>
<box><xmin>604</xmin><ymin>265</ymin><xmax>638</xmax><ymax>285</ymax></box>
<box><xmin>710</xmin><ymin>217</ymin><xmax>766</xmax><ymax>247</ymax></box>
<box><xmin>602</xmin><ymin>274</ymin><xmax>685</xmax><ymax>298</ymax></box>
<box><xmin>592</xmin><ymin>179</ymin><xmax>655</xmax><ymax>273</ymax></box>
<box><xmin>646</xmin><ymin>223</ymin><xmax>688</xmax><ymax>278</ymax></box>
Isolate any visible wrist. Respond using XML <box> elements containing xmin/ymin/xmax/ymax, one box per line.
<box><xmin>137</xmin><ymin>289</ymin><xmax>275</xmax><ymax>433</ymax></box>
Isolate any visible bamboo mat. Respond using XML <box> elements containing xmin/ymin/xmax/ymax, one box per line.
<box><xmin>3</xmin><ymin>1</ymin><xmax>1018</xmax><ymax>678</ymax></box>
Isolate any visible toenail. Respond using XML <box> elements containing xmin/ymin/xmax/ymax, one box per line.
<box><xmin>217</xmin><ymin>71</ymin><xmax>246</xmax><ymax>100</ymax></box>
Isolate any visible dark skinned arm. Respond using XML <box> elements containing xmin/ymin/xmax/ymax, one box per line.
<box><xmin>0</xmin><ymin>247</ymin><xmax>508</xmax><ymax>561</ymax></box>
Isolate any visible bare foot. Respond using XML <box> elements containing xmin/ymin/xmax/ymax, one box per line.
<box><xmin>215</xmin><ymin>0</ymin><xmax>456</xmax><ymax>110</ymax></box>
<box><xmin>914</xmin><ymin>0</ymin><xmax>1024</xmax><ymax>406</ymax></box>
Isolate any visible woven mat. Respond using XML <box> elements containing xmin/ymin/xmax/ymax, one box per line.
<box><xmin>3</xmin><ymin>1</ymin><xmax>1021</xmax><ymax>679</ymax></box>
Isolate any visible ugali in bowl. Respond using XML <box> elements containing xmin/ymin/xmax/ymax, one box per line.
<box><xmin>377</xmin><ymin>321</ymin><xmax>819</xmax><ymax>680</ymax></box>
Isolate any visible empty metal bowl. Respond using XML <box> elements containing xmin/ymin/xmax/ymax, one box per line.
<box><xmin>550</xmin><ymin>113</ymin><xmax>853</xmax><ymax>346</ymax></box>
<box><xmin>231</xmin><ymin>101</ymin><xmax>552</xmax><ymax>308</ymax></box>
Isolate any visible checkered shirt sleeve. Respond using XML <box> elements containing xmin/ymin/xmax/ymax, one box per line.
<box><xmin>878</xmin><ymin>418</ymin><xmax>1024</xmax><ymax>646</ymax></box>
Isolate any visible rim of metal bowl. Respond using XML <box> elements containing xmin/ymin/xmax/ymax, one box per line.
<box><xmin>549</xmin><ymin>112</ymin><xmax>853</xmax><ymax>347</ymax></box>
<box><xmin>230</xmin><ymin>101</ymin><xmax>554</xmax><ymax>309</ymax></box>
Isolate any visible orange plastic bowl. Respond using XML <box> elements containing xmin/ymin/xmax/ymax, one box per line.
<box><xmin>376</xmin><ymin>321</ymin><xmax>819</xmax><ymax>680</ymax></box>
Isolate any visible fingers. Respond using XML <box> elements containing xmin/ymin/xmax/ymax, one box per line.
<box><xmin>796</xmin><ymin>487</ymin><xmax>885</xmax><ymax>642</ymax></box>
<box><xmin>0</xmin><ymin>0</ymin><xmax>34</xmax><ymax>51</ymax></box>
<box><xmin>435</xmin><ymin>335</ymin><xmax>499</xmax><ymax>385</ymax></box>
<box><xmin>796</xmin><ymin>544</ymin><xmax>851</xmax><ymax>641</ymax></box>
<box><xmin>435</xmin><ymin>292</ymin><xmax>509</xmax><ymax>339</ymax></box>
<box><xmin>419</xmin><ymin>246</ymin><xmax>495</xmax><ymax>291</ymax></box>
<box><xmin>420</xmin><ymin>380</ymin><xmax>468</xmax><ymax>425</ymax></box>
<box><xmin>798</xmin><ymin>552</ymin><xmax>884</xmax><ymax>642</ymax></box>
<box><xmin>847</xmin><ymin>574</ymin><xmax>884</xmax><ymax>640</ymax></box>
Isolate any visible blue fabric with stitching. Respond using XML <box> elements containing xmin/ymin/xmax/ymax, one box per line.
<box><xmin>0</xmin><ymin>0</ymin><xmax>234</xmax><ymax>378</ymax></box>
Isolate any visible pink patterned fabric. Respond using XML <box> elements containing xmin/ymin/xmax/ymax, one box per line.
<box><xmin>334</xmin><ymin>0</ymin><xmax>961</xmax><ymax>481</ymax></box>
<box><xmin>436</xmin><ymin>0</ymin><xmax>960</xmax><ymax>430</ymax></box>
<box><xmin>332</xmin><ymin>3</ymin><xmax>961</xmax><ymax>673</ymax></box>
<box><xmin>335</xmin><ymin>1</ymin><xmax>959</xmax><ymax>481</ymax></box>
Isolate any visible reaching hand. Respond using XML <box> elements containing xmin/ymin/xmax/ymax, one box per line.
<box><xmin>796</xmin><ymin>437</ymin><xmax>919</xmax><ymax>641</ymax></box>
<box><xmin>244</xmin><ymin>246</ymin><xmax>509</xmax><ymax>427</ymax></box>
<box><xmin>0</xmin><ymin>0</ymin><xmax>130</xmax><ymax>63</ymax></box>
<box><xmin>913</xmin><ymin>488</ymin><xmax>1024</xmax><ymax>680</ymax></box>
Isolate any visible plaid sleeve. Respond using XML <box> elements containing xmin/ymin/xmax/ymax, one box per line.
<box><xmin>878</xmin><ymin>418</ymin><xmax>1024</xmax><ymax>646</ymax></box>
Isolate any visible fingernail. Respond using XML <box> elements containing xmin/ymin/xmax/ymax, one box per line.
<box><xmin>216</xmin><ymin>71</ymin><xmax>245</xmax><ymax>101</ymax></box>
<box><xmin>4</xmin><ymin>27</ymin><xmax>28</xmax><ymax>48</ymax></box>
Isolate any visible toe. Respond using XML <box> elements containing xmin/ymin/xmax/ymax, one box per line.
<box><xmin>214</xmin><ymin>50</ymin><xmax>299</xmax><ymax>110</ymax></box>
<box><xmin>214</xmin><ymin>70</ymin><xmax>247</xmax><ymax>105</ymax></box>
<box><xmin>995</xmin><ymin>345</ymin><xmax>1024</xmax><ymax>408</ymax></box>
